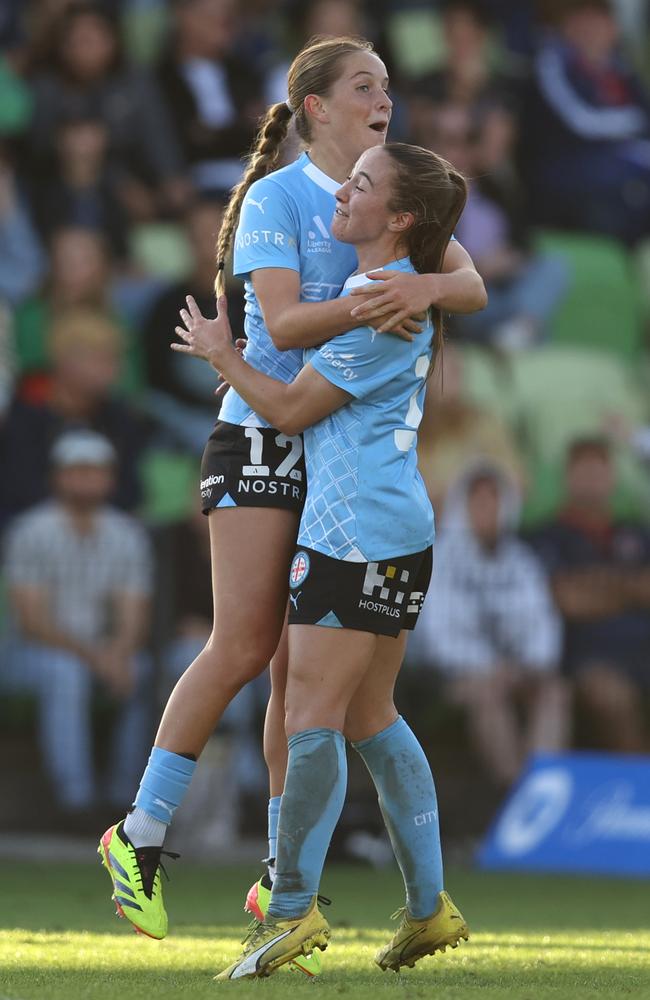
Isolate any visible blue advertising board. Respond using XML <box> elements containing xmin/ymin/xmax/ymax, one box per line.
<box><xmin>478</xmin><ymin>752</ymin><xmax>650</xmax><ymax>878</ymax></box>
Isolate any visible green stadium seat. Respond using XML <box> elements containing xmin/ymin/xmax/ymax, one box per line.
<box><xmin>535</xmin><ymin>231</ymin><xmax>644</xmax><ymax>359</ymax></box>
<box><xmin>510</xmin><ymin>346</ymin><xmax>650</xmax><ymax>524</ymax></box>
<box><xmin>458</xmin><ymin>344</ymin><xmax>517</xmax><ymax>425</ymax></box>
<box><xmin>634</xmin><ymin>238</ymin><xmax>650</xmax><ymax>321</ymax></box>
<box><xmin>385</xmin><ymin>9</ymin><xmax>445</xmax><ymax>77</ymax></box>
<box><xmin>139</xmin><ymin>449</ymin><xmax>198</xmax><ymax>525</ymax></box>
<box><xmin>130</xmin><ymin>223</ymin><xmax>193</xmax><ymax>281</ymax></box>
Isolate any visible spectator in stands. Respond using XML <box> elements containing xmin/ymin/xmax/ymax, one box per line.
<box><xmin>0</xmin><ymin>152</ymin><xmax>45</xmax><ymax>307</ymax></box>
<box><xmin>2</xmin><ymin>429</ymin><xmax>152</xmax><ymax>813</ymax></box>
<box><xmin>155</xmin><ymin>0</ymin><xmax>265</xmax><ymax>197</ymax></box>
<box><xmin>419</xmin><ymin>101</ymin><xmax>570</xmax><ymax>349</ymax></box>
<box><xmin>13</xmin><ymin>225</ymin><xmax>135</xmax><ymax>381</ymax></box>
<box><xmin>530</xmin><ymin>436</ymin><xmax>650</xmax><ymax>752</ymax></box>
<box><xmin>142</xmin><ymin>199</ymin><xmax>244</xmax><ymax>451</ymax></box>
<box><xmin>417</xmin><ymin>343</ymin><xmax>525</xmax><ymax>514</ymax></box>
<box><xmin>0</xmin><ymin>306</ymin><xmax>148</xmax><ymax>528</ymax></box>
<box><xmin>29</xmin><ymin>112</ymin><xmax>129</xmax><ymax>259</ymax></box>
<box><xmin>408</xmin><ymin>0</ymin><xmax>521</xmax><ymax>131</ymax></box>
<box><xmin>522</xmin><ymin>0</ymin><xmax>650</xmax><ymax>244</ymax></box>
<box><xmin>413</xmin><ymin>461</ymin><xmax>568</xmax><ymax>788</ymax></box>
<box><xmin>26</xmin><ymin>1</ymin><xmax>187</xmax><ymax>221</ymax></box>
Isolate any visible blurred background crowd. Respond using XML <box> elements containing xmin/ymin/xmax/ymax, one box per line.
<box><xmin>1</xmin><ymin>0</ymin><xmax>649</xmax><ymax>856</ymax></box>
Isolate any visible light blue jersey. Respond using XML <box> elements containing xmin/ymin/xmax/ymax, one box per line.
<box><xmin>219</xmin><ymin>152</ymin><xmax>357</xmax><ymax>427</ymax></box>
<box><xmin>299</xmin><ymin>258</ymin><xmax>435</xmax><ymax>563</ymax></box>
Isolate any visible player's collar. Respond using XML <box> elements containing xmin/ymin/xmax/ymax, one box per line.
<box><xmin>343</xmin><ymin>257</ymin><xmax>411</xmax><ymax>289</ymax></box>
<box><xmin>301</xmin><ymin>154</ymin><xmax>340</xmax><ymax>195</ymax></box>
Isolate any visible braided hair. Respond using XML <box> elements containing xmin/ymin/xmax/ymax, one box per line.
<box><xmin>214</xmin><ymin>35</ymin><xmax>374</xmax><ymax>295</ymax></box>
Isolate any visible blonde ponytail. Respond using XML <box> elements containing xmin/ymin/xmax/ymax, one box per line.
<box><xmin>214</xmin><ymin>35</ymin><xmax>375</xmax><ymax>296</ymax></box>
<box><xmin>214</xmin><ymin>101</ymin><xmax>293</xmax><ymax>295</ymax></box>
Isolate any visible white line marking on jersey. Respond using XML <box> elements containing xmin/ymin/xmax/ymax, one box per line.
<box><xmin>313</xmin><ymin>215</ymin><xmax>330</xmax><ymax>239</ymax></box>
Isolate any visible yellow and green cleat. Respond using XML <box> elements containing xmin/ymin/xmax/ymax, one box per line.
<box><xmin>97</xmin><ymin>821</ymin><xmax>177</xmax><ymax>940</ymax></box>
<box><xmin>375</xmin><ymin>890</ymin><xmax>469</xmax><ymax>972</ymax></box>
<box><xmin>245</xmin><ymin>872</ymin><xmax>324</xmax><ymax>976</ymax></box>
<box><xmin>217</xmin><ymin>894</ymin><xmax>330</xmax><ymax>980</ymax></box>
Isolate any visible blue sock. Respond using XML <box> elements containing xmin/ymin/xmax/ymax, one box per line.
<box><xmin>268</xmin><ymin>728</ymin><xmax>346</xmax><ymax>919</ymax></box>
<box><xmin>268</xmin><ymin>795</ymin><xmax>281</xmax><ymax>861</ymax></box>
<box><xmin>132</xmin><ymin>746</ymin><xmax>197</xmax><ymax>825</ymax></box>
<box><xmin>352</xmin><ymin>716</ymin><xmax>443</xmax><ymax>918</ymax></box>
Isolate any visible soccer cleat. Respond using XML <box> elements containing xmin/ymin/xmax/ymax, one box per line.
<box><xmin>216</xmin><ymin>894</ymin><xmax>330</xmax><ymax>980</ymax></box>
<box><xmin>375</xmin><ymin>890</ymin><xmax>469</xmax><ymax>972</ymax></box>
<box><xmin>97</xmin><ymin>821</ymin><xmax>178</xmax><ymax>940</ymax></box>
<box><xmin>244</xmin><ymin>872</ymin><xmax>323</xmax><ymax>977</ymax></box>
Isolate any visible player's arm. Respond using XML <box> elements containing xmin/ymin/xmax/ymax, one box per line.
<box><xmin>251</xmin><ymin>267</ymin><xmax>421</xmax><ymax>349</ymax></box>
<box><xmin>348</xmin><ymin>239</ymin><xmax>487</xmax><ymax>332</ymax></box>
<box><xmin>174</xmin><ymin>294</ymin><xmax>351</xmax><ymax>435</ymax></box>
<box><xmin>9</xmin><ymin>583</ymin><xmax>95</xmax><ymax>662</ymax></box>
<box><xmin>252</xmin><ymin>267</ymin><xmax>368</xmax><ymax>351</ymax></box>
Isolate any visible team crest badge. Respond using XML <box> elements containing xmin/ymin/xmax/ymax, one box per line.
<box><xmin>290</xmin><ymin>551</ymin><xmax>310</xmax><ymax>588</ymax></box>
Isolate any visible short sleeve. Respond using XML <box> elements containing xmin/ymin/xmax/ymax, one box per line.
<box><xmin>308</xmin><ymin>325</ymin><xmax>406</xmax><ymax>400</ymax></box>
<box><xmin>233</xmin><ymin>176</ymin><xmax>301</xmax><ymax>277</ymax></box>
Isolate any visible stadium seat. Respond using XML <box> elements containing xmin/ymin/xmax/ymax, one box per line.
<box><xmin>509</xmin><ymin>346</ymin><xmax>650</xmax><ymax>523</ymax></box>
<box><xmin>458</xmin><ymin>345</ymin><xmax>517</xmax><ymax>425</ymax></box>
<box><xmin>535</xmin><ymin>231</ymin><xmax>644</xmax><ymax>359</ymax></box>
<box><xmin>634</xmin><ymin>238</ymin><xmax>650</xmax><ymax>322</ymax></box>
<box><xmin>385</xmin><ymin>9</ymin><xmax>445</xmax><ymax>77</ymax></box>
<box><xmin>139</xmin><ymin>449</ymin><xmax>198</xmax><ymax>525</ymax></box>
<box><xmin>129</xmin><ymin>223</ymin><xmax>193</xmax><ymax>281</ymax></box>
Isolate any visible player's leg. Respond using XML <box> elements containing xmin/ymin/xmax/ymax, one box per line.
<box><xmin>99</xmin><ymin>506</ymin><xmax>298</xmax><ymax>939</ymax></box>
<box><xmin>346</xmin><ymin>635</ymin><xmax>469</xmax><ymax>971</ymax></box>
<box><xmin>216</xmin><ymin>624</ymin><xmax>377</xmax><ymax>980</ymax></box>
<box><xmin>245</xmin><ymin>624</ymin><xmax>287</xmax><ymax>907</ymax></box>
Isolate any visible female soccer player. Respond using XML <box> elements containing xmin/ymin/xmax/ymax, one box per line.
<box><xmin>174</xmin><ymin>141</ymin><xmax>470</xmax><ymax>979</ymax></box>
<box><xmin>98</xmin><ymin>35</ymin><xmax>485</xmax><ymax>945</ymax></box>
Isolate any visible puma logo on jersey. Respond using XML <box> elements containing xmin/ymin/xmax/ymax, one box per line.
<box><xmin>247</xmin><ymin>196</ymin><xmax>268</xmax><ymax>213</ymax></box>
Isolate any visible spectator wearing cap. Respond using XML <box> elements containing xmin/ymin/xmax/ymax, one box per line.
<box><xmin>0</xmin><ymin>304</ymin><xmax>148</xmax><ymax>530</ymax></box>
<box><xmin>529</xmin><ymin>436</ymin><xmax>650</xmax><ymax>752</ymax></box>
<box><xmin>412</xmin><ymin>461</ymin><xmax>568</xmax><ymax>788</ymax></box>
<box><xmin>1</xmin><ymin>430</ymin><xmax>153</xmax><ymax>814</ymax></box>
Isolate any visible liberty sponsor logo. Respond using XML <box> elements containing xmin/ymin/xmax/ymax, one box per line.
<box><xmin>306</xmin><ymin>214</ymin><xmax>332</xmax><ymax>254</ymax></box>
<box><xmin>246</xmin><ymin>195</ymin><xmax>268</xmax><ymax>213</ymax></box>
<box><xmin>290</xmin><ymin>551</ymin><xmax>310</xmax><ymax>589</ymax></box>
<box><xmin>235</xmin><ymin>230</ymin><xmax>296</xmax><ymax>250</ymax></box>
<box><xmin>200</xmin><ymin>473</ymin><xmax>225</xmax><ymax>498</ymax></box>
<box><xmin>319</xmin><ymin>345</ymin><xmax>358</xmax><ymax>382</ymax></box>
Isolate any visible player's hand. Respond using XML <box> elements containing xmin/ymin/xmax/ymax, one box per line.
<box><xmin>173</xmin><ymin>294</ymin><xmax>234</xmax><ymax>372</ymax></box>
<box><xmin>349</xmin><ymin>270</ymin><xmax>435</xmax><ymax>335</ymax></box>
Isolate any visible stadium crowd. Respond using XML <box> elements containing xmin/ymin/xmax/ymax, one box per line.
<box><xmin>1</xmin><ymin>0</ymin><xmax>649</xmax><ymax>844</ymax></box>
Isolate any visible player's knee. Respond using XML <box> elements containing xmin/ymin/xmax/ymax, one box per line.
<box><xmin>204</xmin><ymin>630</ymin><xmax>276</xmax><ymax>688</ymax></box>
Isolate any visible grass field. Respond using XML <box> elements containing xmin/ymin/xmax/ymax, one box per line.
<box><xmin>1</xmin><ymin>857</ymin><xmax>649</xmax><ymax>999</ymax></box>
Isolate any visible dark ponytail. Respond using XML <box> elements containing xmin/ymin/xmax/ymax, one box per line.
<box><xmin>384</xmin><ymin>143</ymin><xmax>468</xmax><ymax>368</ymax></box>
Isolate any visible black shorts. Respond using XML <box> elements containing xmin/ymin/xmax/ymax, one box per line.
<box><xmin>201</xmin><ymin>420</ymin><xmax>307</xmax><ymax>514</ymax></box>
<box><xmin>287</xmin><ymin>545</ymin><xmax>433</xmax><ymax>638</ymax></box>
